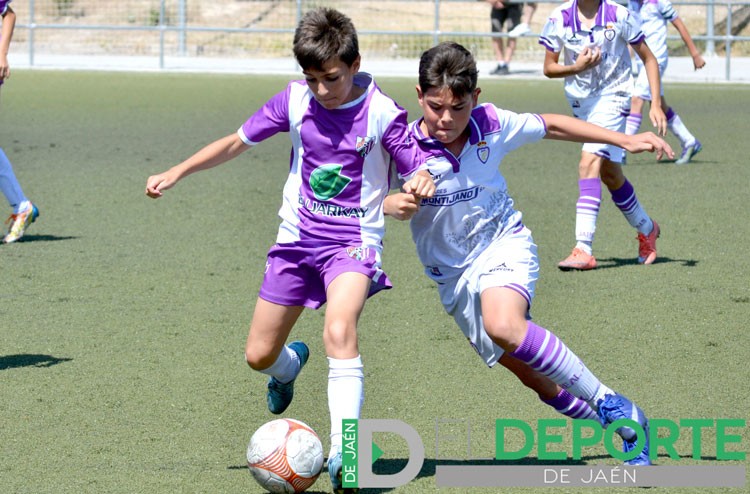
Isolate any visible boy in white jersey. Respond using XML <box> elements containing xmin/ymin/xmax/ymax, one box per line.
<box><xmin>0</xmin><ymin>0</ymin><xmax>39</xmax><ymax>243</ymax></box>
<box><xmin>625</xmin><ymin>0</ymin><xmax>705</xmax><ymax>164</ymax></box>
<box><xmin>145</xmin><ymin>8</ymin><xmax>434</xmax><ymax>493</ymax></box>
<box><xmin>385</xmin><ymin>42</ymin><xmax>674</xmax><ymax>466</ymax></box>
<box><xmin>540</xmin><ymin>0</ymin><xmax>666</xmax><ymax>270</ymax></box>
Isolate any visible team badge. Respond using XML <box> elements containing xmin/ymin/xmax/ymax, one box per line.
<box><xmin>477</xmin><ymin>141</ymin><xmax>489</xmax><ymax>164</ymax></box>
<box><xmin>346</xmin><ymin>246</ymin><xmax>369</xmax><ymax>261</ymax></box>
<box><xmin>356</xmin><ymin>135</ymin><xmax>375</xmax><ymax>158</ymax></box>
<box><xmin>604</xmin><ymin>23</ymin><xmax>615</xmax><ymax>41</ymax></box>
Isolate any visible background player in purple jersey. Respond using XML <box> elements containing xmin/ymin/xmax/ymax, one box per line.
<box><xmin>540</xmin><ymin>0</ymin><xmax>666</xmax><ymax>270</ymax></box>
<box><xmin>0</xmin><ymin>0</ymin><xmax>39</xmax><ymax>244</ymax></box>
<box><xmin>385</xmin><ymin>42</ymin><xmax>674</xmax><ymax>466</ymax></box>
<box><xmin>624</xmin><ymin>0</ymin><xmax>705</xmax><ymax>164</ymax></box>
<box><xmin>145</xmin><ymin>8</ymin><xmax>434</xmax><ymax>492</ymax></box>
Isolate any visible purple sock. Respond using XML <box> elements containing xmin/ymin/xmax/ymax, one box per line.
<box><xmin>665</xmin><ymin>107</ymin><xmax>676</xmax><ymax>122</ymax></box>
<box><xmin>542</xmin><ymin>388</ymin><xmax>599</xmax><ymax>421</ymax></box>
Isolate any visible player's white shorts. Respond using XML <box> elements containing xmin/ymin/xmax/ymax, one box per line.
<box><xmin>436</xmin><ymin>223</ymin><xmax>538</xmax><ymax>367</ymax></box>
<box><xmin>632</xmin><ymin>59</ymin><xmax>668</xmax><ymax>101</ymax></box>
<box><xmin>568</xmin><ymin>94</ymin><xmax>630</xmax><ymax>164</ymax></box>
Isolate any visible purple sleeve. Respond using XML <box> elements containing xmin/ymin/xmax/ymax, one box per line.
<box><xmin>238</xmin><ymin>85</ymin><xmax>290</xmax><ymax>145</ymax></box>
<box><xmin>0</xmin><ymin>1</ymin><xmax>10</xmax><ymax>16</ymax></box>
<box><xmin>381</xmin><ymin>109</ymin><xmax>423</xmax><ymax>179</ymax></box>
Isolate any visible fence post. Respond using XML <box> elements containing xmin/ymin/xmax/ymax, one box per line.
<box><xmin>434</xmin><ymin>0</ymin><xmax>440</xmax><ymax>46</ymax></box>
<box><xmin>28</xmin><ymin>0</ymin><xmax>35</xmax><ymax>66</ymax></box>
<box><xmin>159</xmin><ymin>0</ymin><xmax>166</xmax><ymax>69</ymax></box>
<box><xmin>706</xmin><ymin>0</ymin><xmax>715</xmax><ymax>55</ymax></box>
<box><xmin>726</xmin><ymin>2</ymin><xmax>732</xmax><ymax>80</ymax></box>
<box><xmin>178</xmin><ymin>0</ymin><xmax>187</xmax><ymax>56</ymax></box>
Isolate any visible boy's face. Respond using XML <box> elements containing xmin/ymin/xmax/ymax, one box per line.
<box><xmin>417</xmin><ymin>86</ymin><xmax>480</xmax><ymax>146</ymax></box>
<box><xmin>303</xmin><ymin>56</ymin><xmax>361</xmax><ymax>110</ymax></box>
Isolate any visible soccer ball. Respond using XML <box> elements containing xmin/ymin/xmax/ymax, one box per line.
<box><xmin>246</xmin><ymin>418</ymin><xmax>324</xmax><ymax>493</ymax></box>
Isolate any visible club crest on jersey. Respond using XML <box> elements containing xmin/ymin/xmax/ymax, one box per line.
<box><xmin>356</xmin><ymin>135</ymin><xmax>375</xmax><ymax>158</ymax></box>
<box><xmin>604</xmin><ymin>23</ymin><xmax>616</xmax><ymax>41</ymax></box>
<box><xmin>347</xmin><ymin>246</ymin><xmax>370</xmax><ymax>261</ymax></box>
<box><xmin>477</xmin><ymin>141</ymin><xmax>489</xmax><ymax>163</ymax></box>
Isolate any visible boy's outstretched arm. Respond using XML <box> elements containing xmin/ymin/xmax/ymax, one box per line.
<box><xmin>541</xmin><ymin>113</ymin><xmax>675</xmax><ymax>161</ymax></box>
<box><xmin>671</xmin><ymin>17</ymin><xmax>706</xmax><ymax>71</ymax></box>
<box><xmin>146</xmin><ymin>133</ymin><xmax>249</xmax><ymax>198</ymax></box>
<box><xmin>631</xmin><ymin>41</ymin><xmax>667</xmax><ymax>136</ymax></box>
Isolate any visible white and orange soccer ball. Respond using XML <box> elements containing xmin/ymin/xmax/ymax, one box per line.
<box><xmin>246</xmin><ymin>418</ymin><xmax>324</xmax><ymax>493</ymax></box>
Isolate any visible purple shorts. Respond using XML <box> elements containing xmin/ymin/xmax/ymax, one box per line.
<box><xmin>258</xmin><ymin>240</ymin><xmax>392</xmax><ymax>309</ymax></box>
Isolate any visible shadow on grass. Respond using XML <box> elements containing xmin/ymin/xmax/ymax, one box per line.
<box><xmin>5</xmin><ymin>234</ymin><xmax>79</xmax><ymax>243</ymax></box>
<box><xmin>0</xmin><ymin>353</ymin><xmax>73</xmax><ymax>370</ymax></box>
<box><xmin>594</xmin><ymin>256</ymin><xmax>698</xmax><ymax>270</ymax></box>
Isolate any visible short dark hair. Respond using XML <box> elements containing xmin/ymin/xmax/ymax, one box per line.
<box><xmin>418</xmin><ymin>42</ymin><xmax>478</xmax><ymax>98</ymax></box>
<box><xmin>293</xmin><ymin>8</ymin><xmax>360</xmax><ymax>72</ymax></box>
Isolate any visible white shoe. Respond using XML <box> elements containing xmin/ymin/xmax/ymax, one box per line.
<box><xmin>508</xmin><ymin>23</ymin><xmax>531</xmax><ymax>38</ymax></box>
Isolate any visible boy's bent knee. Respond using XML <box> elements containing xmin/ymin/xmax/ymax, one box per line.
<box><xmin>245</xmin><ymin>348</ymin><xmax>277</xmax><ymax>371</ymax></box>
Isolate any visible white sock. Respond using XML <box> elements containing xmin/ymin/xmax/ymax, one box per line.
<box><xmin>328</xmin><ymin>355</ymin><xmax>364</xmax><ymax>456</ymax></box>
<box><xmin>667</xmin><ymin>111</ymin><xmax>695</xmax><ymax>146</ymax></box>
<box><xmin>0</xmin><ymin>148</ymin><xmax>28</xmax><ymax>212</ymax></box>
<box><xmin>257</xmin><ymin>345</ymin><xmax>300</xmax><ymax>384</ymax></box>
<box><xmin>625</xmin><ymin>113</ymin><xmax>642</xmax><ymax>136</ymax></box>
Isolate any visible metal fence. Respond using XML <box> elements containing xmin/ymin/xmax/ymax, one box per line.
<box><xmin>8</xmin><ymin>0</ymin><xmax>750</xmax><ymax>80</ymax></box>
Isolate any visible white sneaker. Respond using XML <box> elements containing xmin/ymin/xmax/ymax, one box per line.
<box><xmin>508</xmin><ymin>23</ymin><xmax>531</xmax><ymax>38</ymax></box>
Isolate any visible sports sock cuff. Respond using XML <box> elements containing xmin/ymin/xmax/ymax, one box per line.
<box><xmin>665</xmin><ymin>107</ymin><xmax>676</xmax><ymax>121</ymax></box>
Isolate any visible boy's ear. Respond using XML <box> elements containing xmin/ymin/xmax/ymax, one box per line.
<box><xmin>473</xmin><ymin>88</ymin><xmax>481</xmax><ymax>105</ymax></box>
<box><xmin>351</xmin><ymin>55</ymin><xmax>361</xmax><ymax>73</ymax></box>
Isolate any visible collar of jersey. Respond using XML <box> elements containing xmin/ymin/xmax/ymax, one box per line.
<box><xmin>411</xmin><ymin>116</ymin><xmax>483</xmax><ymax>172</ymax></box>
<box><xmin>569</xmin><ymin>0</ymin><xmax>610</xmax><ymax>32</ymax></box>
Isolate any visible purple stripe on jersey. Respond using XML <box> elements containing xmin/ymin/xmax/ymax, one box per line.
<box><xmin>0</xmin><ymin>1</ymin><xmax>9</xmax><ymax>16</ymax></box>
<box><xmin>629</xmin><ymin>32</ymin><xmax>646</xmax><ymax>45</ymax></box>
<box><xmin>539</xmin><ymin>38</ymin><xmax>557</xmax><ymax>52</ymax></box>
<box><xmin>562</xmin><ymin>2</ymin><xmax>578</xmax><ymax>30</ymax></box>
<box><xmin>240</xmin><ymin>84</ymin><xmax>293</xmax><ymax>144</ymax></box>
<box><xmin>505</xmin><ymin>283</ymin><xmax>531</xmax><ymax>307</ymax></box>
<box><xmin>600</xmin><ymin>1</ymin><xmax>620</xmax><ymax>24</ymax></box>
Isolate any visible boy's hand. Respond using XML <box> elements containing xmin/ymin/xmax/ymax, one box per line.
<box><xmin>693</xmin><ymin>53</ymin><xmax>706</xmax><ymax>70</ymax></box>
<box><xmin>621</xmin><ymin>132</ymin><xmax>675</xmax><ymax>161</ymax></box>
<box><xmin>145</xmin><ymin>170</ymin><xmax>180</xmax><ymax>198</ymax></box>
<box><xmin>574</xmin><ymin>47</ymin><xmax>601</xmax><ymax>72</ymax></box>
<box><xmin>649</xmin><ymin>106</ymin><xmax>668</xmax><ymax>137</ymax></box>
<box><xmin>384</xmin><ymin>193</ymin><xmax>420</xmax><ymax>221</ymax></box>
<box><xmin>402</xmin><ymin>170</ymin><xmax>435</xmax><ymax>198</ymax></box>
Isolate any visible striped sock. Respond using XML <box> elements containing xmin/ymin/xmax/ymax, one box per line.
<box><xmin>542</xmin><ymin>388</ymin><xmax>599</xmax><ymax>421</ymax></box>
<box><xmin>574</xmin><ymin>178</ymin><xmax>601</xmax><ymax>253</ymax></box>
<box><xmin>510</xmin><ymin>322</ymin><xmax>612</xmax><ymax>407</ymax></box>
<box><xmin>610</xmin><ymin>179</ymin><xmax>653</xmax><ymax>235</ymax></box>
<box><xmin>625</xmin><ymin>113</ymin><xmax>642</xmax><ymax>135</ymax></box>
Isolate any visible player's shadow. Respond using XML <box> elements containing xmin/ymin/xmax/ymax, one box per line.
<box><xmin>0</xmin><ymin>353</ymin><xmax>73</xmax><ymax>370</ymax></box>
<box><xmin>3</xmin><ymin>234</ymin><xmax>79</xmax><ymax>243</ymax></box>
<box><xmin>593</xmin><ymin>256</ymin><xmax>698</xmax><ymax>270</ymax></box>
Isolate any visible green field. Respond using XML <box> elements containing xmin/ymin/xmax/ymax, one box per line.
<box><xmin>1</xmin><ymin>71</ymin><xmax>748</xmax><ymax>493</ymax></box>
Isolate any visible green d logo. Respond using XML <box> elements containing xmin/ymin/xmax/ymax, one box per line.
<box><xmin>342</xmin><ymin>419</ymin><xmax>425</xmax><ymax>489</ymax></box>
<box><xmin>309</xmin><ymin>164</ymin><xmax>352</xmax><ymax>201</ymax></box>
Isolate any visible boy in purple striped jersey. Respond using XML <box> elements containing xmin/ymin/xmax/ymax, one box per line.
<box><xmin>145</xmin><ymin>8</ymin><xmax>434</xmax><ymax>492</ymax></box>
<box><xmin>540</xmin><ymin>0</ymin><xmax>666</xmax><ymax>270</ymax></box>
<box><xmin>1</xmin><ymin>0</ymin><xmax>39</xmax><ymax>243</ymax></box>
<box><xmin>385</xmin><ymin>42</ymin><xmax>673</xmax><ymax>466</ymax></box>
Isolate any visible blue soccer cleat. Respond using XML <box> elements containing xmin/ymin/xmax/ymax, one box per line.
<box><xmin>266</xmin><ymin>341</ymin><xmax>309</xmax><ymax>415</ymax></box>
<box><xmin>597</xmin><ymin>393</ymin><xmax>651</xmax><ymax>466</ymax></box>
<box><xmin>328</xmin><ymin>450</ymin><xmax>358</xmax><ymax>494</ymax></box>
<box><xmin>675</xmin><ymin>139</ymin><xmax>702</xmax><ymax>165</ymax></box>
